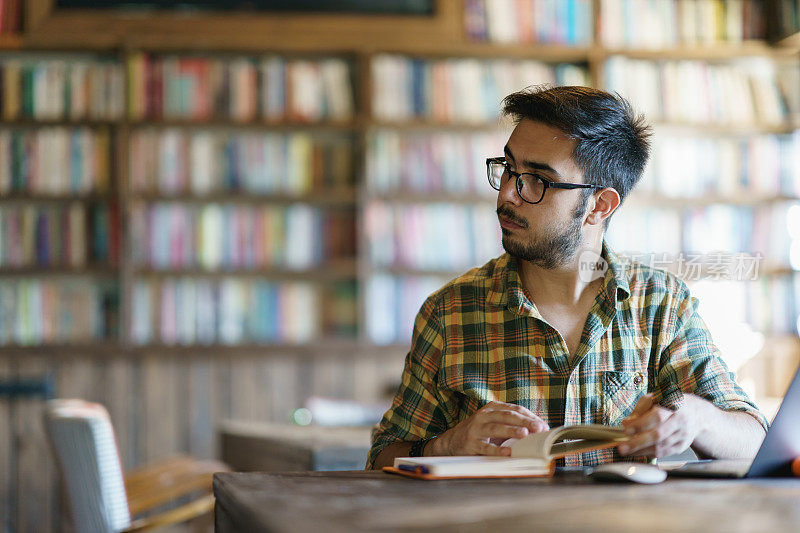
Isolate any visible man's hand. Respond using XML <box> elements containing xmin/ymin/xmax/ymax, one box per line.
<box><xmin>430</xmin><ymin>401</ymin><xmax>549</xmax><ymax>457</ymax></box>
<box><xmin>617</xmin><ymin>393</ymin><xmax>703</xmax><ymax>458</ymax></box>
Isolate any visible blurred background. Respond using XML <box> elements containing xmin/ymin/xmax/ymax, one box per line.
<box><xmin>0</xmin><ymin>0</ymin><xmax>798</xmax><ymax>531</ymax></box>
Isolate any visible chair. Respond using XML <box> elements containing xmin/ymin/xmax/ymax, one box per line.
<box><xmin>43</xmin><ymin>399</ymin><xmax>226</xmax><ymax>533</ymax></box>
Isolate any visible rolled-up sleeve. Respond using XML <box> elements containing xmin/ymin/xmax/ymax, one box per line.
<box><xmin>366</xmin><ymin>295</ymin><xmax>451</xmax><ymax>469</ymax></box>
<box><xmin>656</xmin><ymin>283</ymin><xmax>769</xmax><ymax>432</ymax></box>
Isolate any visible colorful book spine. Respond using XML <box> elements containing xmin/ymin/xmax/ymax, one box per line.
<box><xmin>599</xmin><ymin>0</ymin><xmax>765</xmax><ymax>48</ymax></box>
<box><xmin>371</xmin><ymin>55</ymin><xmax>589</xmax><ymax>122</ymax></box>
<box><xmin>606</xmin><ymin>201</ymin><xmax>800</xmax><ymax>269</ymax></box>
<box><xmin>744</xmin><ymin>273</ymin><xmax>800</xmax><ymax>335</ymax></box>
<box><xmin>364</xmin><ymin>201</ymin><xmax>502</xmax><ymax>271</ymax></box>
<box><xmin>365</xmin><ymin>274</ymin><xmax>451</xmax><ymax>345</ymax></box>
<box><xmin>129</xmin><ymin>129</ymin><xmax>353</xmax><ymax>195</ymax></box>
<box><xmin>127</xmin><ymin>54</ymin><xmax>354</xmax><ymax>123</ymax></box>
<box><xmin>0</xmin><ymin>56</ymin><xmax>124</xmax><ymax>121</ymax></box>
<box><xmin>0</xmin><ymin>0</ymin><xmax>22</xmax><ymax>35</ymax></box>
<box><xmin>0</xmin><ymin>279</ymin><xmax>118</xmax><ymax>345</ymax></box>
<box><xmin>464</xmin><ymin>0</ymin><xmax>593</xmax><ymax>45</ymax></box>
<box><xmin>130</xmin><ymin>203</ymin><xmax>355</xmax><ymax>271</ymax></box>
<box><xmin>366</xmin><ymin>130</ymin><xmax>508</xmax><ymax>194</ymax></box>
<box><xmin>638</xmin><ymin>132</ymin><xmax>800</xmax><ymax>198</ymax></box>
<box><xmin>0</xmin><ymin>128</ymin><xmax>111</xmax><ymax>195</ymax></box>
<box><xmin>130</xmin><ymin>278</ymin><xmax>342</xmax><ymax>345</ymax></box>
<box><xmin>604</xmin><ymin>56</ymin><xmax>788</xmax><ymax>126</ymax></box>
<box><xmin>0</xmin><ymin>203</ymin><xmax>120</xmax><ymax>268</ymax></box>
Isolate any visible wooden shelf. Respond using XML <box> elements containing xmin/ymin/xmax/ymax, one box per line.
<box><xmin>0</xmin><ymin>266</ymin><xmax>118</xmax><ymax>277</ymax></box>
<box><xmin>0</xmin><ymin>338</ymin><xmax>396</xmax><ymax>358</ymax></box>
<box><xmin>367</xmin><ymin>119</ymin><xmax>795</xmax><ymax>135</ymax></box>
<box><xmin>366</xmin><ymin>265</ymin><xmax>467</xmax><ymax>278</ymax></box>
<box><xmin>3</xmin><ymin>333</ymin><xmax>797</xmax><ymax>358</ymax></box>
<box><xmin>626</xmin><ymin>193</ymin><xmax>800</xmax><ymax>208</ymax></box>
<box><xmin>371</xmin><ymin>43</ymin><xmax>592</xmax><ymax>61</ymax></box>
<box><xmin>0</xmin><ymin>118</ymin><xmax>120</xmax><ymax>127</ymax></box>
<box><xmin>129</xmin><ymin>118</ymin><xmax>361</xmax><ymax>131</ymax></box>
<box><xmin>366</xmin><ymin>262</ymin><xmax>798</xmax><ymax>281</ymax></box>
<box><xmin>368</xmin><ymin>120</ymin><xmax>511</xmax><ymax>132</ymax></box>
<box><xmin>364</xmin><ymin>192</ymin><xmax>494</xmax><ymax>204</ymax></box>
<box><xmin>132</xmin><ymin>190</ymin><xmax>357</xmax><ymax>206</ymax></box>
<box><xmin>651</xmin><ymin>121</ymin><xmax>798</xmax><ymax>135</ymax></box>
<box><xmin>125</xmin><ymin>338</ymin><xmax>364</xmax><ymax>357</ymax></box>
<box><xmin>598</xmin><ymin>41</ymin><xmax>798</xmax><ymax>60</ymax></box>
<box><xmin>134</xmin><ymin>260</ymin><xmax>358</xmax><ymax>281</ymax></box>
<box><xmin>0</xmin><ymin>193</ymin><xmax>114</xmax><ymax>203</ymax></box>
<box><xmin>0</xmin><ymin>34</ymin><xmax>24</xmax><ymax>50</ymax></box>
<box><xmin>0</xmin><ymin>342</ymin><xmax>122</xmax><ymax>356</ymax></box>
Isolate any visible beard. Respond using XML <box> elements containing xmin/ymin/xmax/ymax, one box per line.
<box><xmin>497</xmin><ymin>198</ymin><xmax>586</xmax><ymax>270</ymax></box>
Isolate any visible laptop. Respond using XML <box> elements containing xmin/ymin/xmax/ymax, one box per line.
<box><xmin>659</xmin><ymin>362</ymin><xmax>800</xmax><ymax>478</ymax></box>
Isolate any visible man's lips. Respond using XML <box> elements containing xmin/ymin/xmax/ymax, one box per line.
<box><xmin>498</xmin><ymin>214</ymin><xmax>525</xmax><ymax>230</ymax></box>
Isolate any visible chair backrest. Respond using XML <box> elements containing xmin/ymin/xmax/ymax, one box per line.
<box><xmin>43</xmin><ymin>399</ymin><xmax>131</xmax><ymax>533</ymax></box>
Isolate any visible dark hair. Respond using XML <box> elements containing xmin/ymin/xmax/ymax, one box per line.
<box><xmin>501</xmin><ymin>85</ymin><xmax>651</xmax><ymax>208</ymax></box>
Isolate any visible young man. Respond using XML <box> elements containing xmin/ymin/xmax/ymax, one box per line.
<box><xmin>367</xmin><ymin>86</ymin><xmax>768</xmax><ymax>469</ymax></box>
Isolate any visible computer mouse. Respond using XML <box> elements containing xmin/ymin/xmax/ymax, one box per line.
<box><xmin>588</xmin><ymin>462</ymin><xmax>667</xmax><ymax>484</ymax></box>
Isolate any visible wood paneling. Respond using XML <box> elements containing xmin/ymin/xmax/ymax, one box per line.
<box><xmin>0</xmin><ymin>358</ymin><xmax>13</xmax><ymax>533</ymax></box>
<box><xmin>14</xmin><ymin>357</ymin><xmax>56</xmax><ymax>533</ymax></box>
<box><xmin>0</xmin><ymin>350</ymin><xmax>405</xmax><ymax>532</ymax></box>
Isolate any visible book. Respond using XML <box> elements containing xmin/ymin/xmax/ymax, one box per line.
<box><xmin>604</xmin><ymin>56</ymin><xmax>787</xmax><ymax>126</ymax></box>
<box><xmin>127</xmin><ymin>54</ymin><xmax>353</xmax><ymax>122</ymax></box>
<box><xmin>370</xmin><ymin>55</ymin><xmax>589</xmax><ymax>123</ymax></box>
<box><xmin>465</xmin><ymin>0</ymin><xmax>593</xmax><ymax>45</ymax></box>
<box><xmin>385</xmin><ymin>424</ymin><xmax>628</xmax><ymax>479</ymax></box>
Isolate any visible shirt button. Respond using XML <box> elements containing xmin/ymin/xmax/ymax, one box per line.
<box><xmin>633</xmin><ymin>374</ymin><xmax>643</xmax><ymax>386</ymax></box>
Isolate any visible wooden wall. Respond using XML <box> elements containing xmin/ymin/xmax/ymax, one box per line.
<box><xmin>0</xmin><ymin>351</ymin><xmax>406</xmax><ymax>533</ymax></box>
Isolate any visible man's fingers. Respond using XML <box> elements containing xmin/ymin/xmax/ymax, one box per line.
<box><xmin>477</xmin><ymin>423</ymin><xmax>531</xmax><ymax>441</ymax></box>
<box><xmin>623</xmin><ymin>406</ymin><xmax>672</xmax><ymax>434</ymax></box>
<box><xmin>620</xmin><ymin>421</ymin><xmax>681</xmax><ymax>456</ymax></box>
<box><xmin>479</xmin><ymin>441</ymin><xmax>511</xmax><ymax>456</ymax></box>
<box><xmin>618</xmin><ymin>428</ymin><xmax>658</xmax><ymax>456</ymax></box>
<box><xmin>481</xmin><ymin>410</ymin><xmax>548</xmax><ymax>432</ymax></box>
<box><xmin>623</xmin><ymin>394</ymin><xmax>654</xmax><ymax>424</ymax></box>
<box><xmin>624</xmin><ymin>430</ymin><xmax>686</xmax><ymax>458</ymax></box>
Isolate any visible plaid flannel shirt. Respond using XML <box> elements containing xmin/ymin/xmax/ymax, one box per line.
<box><xmin>367</xmin><ymin>242</ymin><xmax>769</xmax><ymax>468</ymax></box>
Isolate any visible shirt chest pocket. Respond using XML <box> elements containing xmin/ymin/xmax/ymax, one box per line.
<box><xmin>601</xmin><ymin>370</ymin><xmax>647</xmax><ymax>427</ymax></box>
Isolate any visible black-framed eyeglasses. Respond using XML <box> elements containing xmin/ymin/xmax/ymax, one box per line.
<box><xmin>486</xmin><ymin>157</ymin><xmax>604</xmax><ymax>205</ymax></box>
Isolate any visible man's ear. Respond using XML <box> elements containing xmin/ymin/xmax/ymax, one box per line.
<box><xmin>585</xmin><ymin>188</ymin><xmax>621</xmax><ymax>226</ymax></box>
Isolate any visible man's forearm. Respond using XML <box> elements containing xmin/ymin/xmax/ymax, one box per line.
<box><xmin>371</xmin><ymin>441</ymin><xmax>416</xmax><ymax>470</ymax></box>
<box><xmin>688</xmin><ymin>395</ymin><xmax>766</xmax><ymax>459</ymax></box>
<box><xmin>371</xmin><ymin>430</ymin><xmax>456</xmax><ymax>470</ymax></box>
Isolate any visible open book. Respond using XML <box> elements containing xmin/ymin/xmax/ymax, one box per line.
<box><xmin>384</xmin><ymin>424</ymin><xmax>629</xmax><ymax>479</ymax></box>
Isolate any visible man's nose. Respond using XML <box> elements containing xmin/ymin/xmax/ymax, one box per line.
<box><xmin>498</xmin><ymin>175</ymin><xmax>523</xmax><ymax>206</ymax></box>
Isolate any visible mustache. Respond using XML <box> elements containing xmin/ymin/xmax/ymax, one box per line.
<box><xmin>496</xmin><ymin>206</ymin><xmax>529</xmax><ymax>229</ymax></box>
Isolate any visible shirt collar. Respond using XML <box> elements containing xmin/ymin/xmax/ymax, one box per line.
<box><xmin>602</xmin><ymin>242</ymin><xmax>631</xmax><ymax>303</ymax></box>
<box><xmin>487</xmin><ymin>241</ymin><xmax>631</xmax><ymax>315</ymax></box>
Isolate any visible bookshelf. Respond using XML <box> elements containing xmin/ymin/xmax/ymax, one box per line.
<box><xmin>0</xmin><ymin>0</ymin><xmax>796</xmax><ymax>357</ymax></box>
<box><xmin>2</xmin><ymin>3</ymin><xmax>799</xmax><ymax>531</ymax></box>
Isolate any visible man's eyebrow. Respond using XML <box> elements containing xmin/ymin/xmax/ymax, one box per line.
<box><xmin>503</xmin><ymin>145</ymin><xmax>561</xmax><ymax>177</ymax></box>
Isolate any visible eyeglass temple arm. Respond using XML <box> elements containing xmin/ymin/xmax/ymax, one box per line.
<box><xmin>548</xmin><ymin>183</ymin><xmax>603</xmax><ymax>190</ymax></box>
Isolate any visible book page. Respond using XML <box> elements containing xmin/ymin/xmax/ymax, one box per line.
<box><xmin>509</xmin><ymin>424</ymin><xmax>628</xmax><ymax>460</ymax></box>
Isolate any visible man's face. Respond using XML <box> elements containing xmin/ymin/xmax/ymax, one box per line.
<box><xmin>496</xmin><ymin>119</ymin><xmax>589</xmax><ymax>269</ymax></box>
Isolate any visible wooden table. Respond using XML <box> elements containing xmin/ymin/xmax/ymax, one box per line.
<box><xmin>218</xmin><ymin>421</ymin><xmax>372</xmax><ymax>472</ymax></box>
<box><xmin>213</xmin><ymin>470</ymin><xmax>800</xmax><ymax>532</ymax></box>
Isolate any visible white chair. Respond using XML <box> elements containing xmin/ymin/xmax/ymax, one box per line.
<box><xmin>44</xmin><ymin>399</ymin><xmax>224</xmax><ymax>533</ymax></box>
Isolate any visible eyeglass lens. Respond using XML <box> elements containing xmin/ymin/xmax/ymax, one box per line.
<box><xmin>489</xmin><ymin>161</ymin><xmax>544</xmax><ymax>203</ymax></box>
